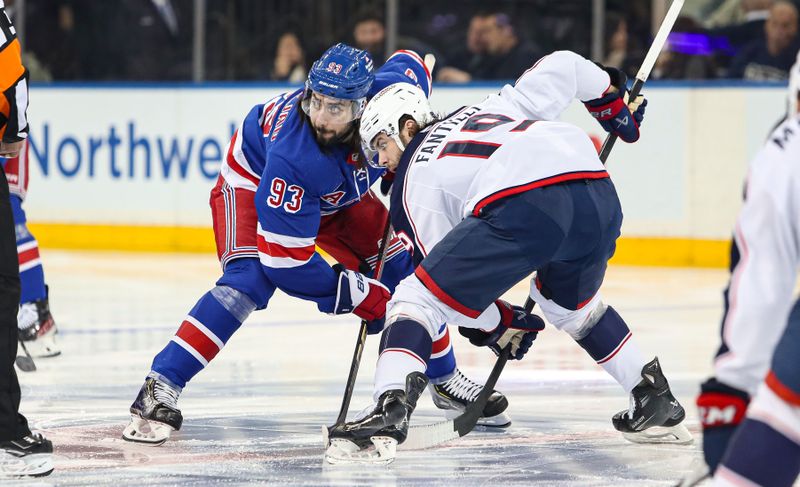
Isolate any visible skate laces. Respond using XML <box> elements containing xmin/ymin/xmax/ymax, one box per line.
<box><xmin>440</xmin><ymin>370</ymin><xmax>483</xmax><ymax>402</ymax></box>
<box><xmin>153</xmin><ymin>381</ymin><xmax>180</xmax><ymax>409</ymax></box>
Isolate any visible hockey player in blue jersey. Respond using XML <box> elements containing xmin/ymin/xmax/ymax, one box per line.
<box><xmin>122</xmin><ymin>44</ymin><xmax>509</xmax><ymax>445</ymax></box>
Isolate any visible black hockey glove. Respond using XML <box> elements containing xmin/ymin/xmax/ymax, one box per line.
<box><xmin>459</xmin><ymin>300</ymin><xmax>545</xmax><ymax>360</ymax></box>
<box><xmin>584</xmin><ymin>65</ymin><xmax>647</xmax><ymax>143</ymax></box>
<box><xmin>696</xmin><ymin>377</ymin><xmax>750</xmax><ymax>474</ymax></box>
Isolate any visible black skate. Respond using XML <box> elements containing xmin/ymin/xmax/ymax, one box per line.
<box><xmin>0</xmin><ymin>432</ymin><xmax>54</xmax><ymax>478</ymax></box>
<box><xmin>612</xmin><ymin>357</ymin><xmax>693</xmax><ymax>444</ymax></box>
<box><xmin>430</xmin><ymin>368</ymin><xmax>511</xmax><ymax>428</ymax></box>
<box><xmin>17</xmin><ymin>297</ymin><xmax>60</xmax><ymax>358</ymax></box>
<box><xmin>324</xmin><ymin>372</ymin><xmax>428</xmax><ymax>464</ymax></box>
<box><xmin>122</xmin><ymin>376</ymin><xmax>183</xmax><ymax>446</ymax></box>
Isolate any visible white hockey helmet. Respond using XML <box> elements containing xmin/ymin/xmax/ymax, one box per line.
<box><xmin>789</xmin><ymin>50</ymin><xmax>800</xmax><ymax>117</ymax></box>
<box><xmin>360</xmin><ymin>83</ymin><xmax>434</xmax><ymax>168</ymax></box>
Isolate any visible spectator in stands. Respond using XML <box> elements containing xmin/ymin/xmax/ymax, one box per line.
<box><xmin>710</xmin><ymin>0</ymin><xmax>774</xmax><ymax>50</ymax></box>
<box><xmin>728</xmin><ymin>0</ymin><xmax>799</xmax><ymax>79</ymax></box>
<box><xmin>269</xmin><ymin>29</ymin><xmax>307</xmax><ymax>83</ymax></box>
<box><xmin>436</xmin><ymin>12</ymin><xmax>491</xmax><ymax>83</ymax></box>
<box><xmin>350</xmin><ymin>7</ymin><xmax>436</xmax><ymax>68</ymax></box>
<box><xmin>602</xmin><ymin>12</ymin><xmax>646</xmax><ymax>79</ymax></box>
<box><xmin>470</xmin><ymin>11</ymin><xmax>543</xmax><ymax>81</ymax></box>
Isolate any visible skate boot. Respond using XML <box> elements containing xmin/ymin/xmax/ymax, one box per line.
<box><xmin>430</xmin><ymin>368</ymin><xmax>511</xmax><ymax>427</ymax></box>
<box><xmin>17</xmin><ymin>298</ymin><xmax>60</xmax><ymax>358</ymax></box>
<box><xmin>324</xmin><ymin>372</ymin><xmax>428</xmax><ymax>464</ymax></box>
<box><xmin>0</xmin><ymin>432</ymin><xmax>54</xmax><ymax>478</ymax></box>
<box><xmin>612</xmin><ymin>357</ymin><xmax>693</xmax><ymax>444</ymax></box>
<box><xmin>122</xmin><ymin>375</ymin><xmax>183</xmax><ymax>446</ymax></box>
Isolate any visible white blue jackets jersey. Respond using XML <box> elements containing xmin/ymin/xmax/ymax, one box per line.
<box><xmin>715</xmin><ymin>113</ymin><xmax>800</xmax><ymax>396</ymax></box>
<box><xmin>218</xmin><ymin>50</ymin><xmax>432</xmax><ymax>313</ymax></box>
<box><xmin>390</xmin><ymin>51</ymin><xmax>611</xmax><ymax>265</ymax></box>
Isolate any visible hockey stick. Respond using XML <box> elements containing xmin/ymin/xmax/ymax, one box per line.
<box><xmin>400</xmin><ymin>347</ymin><xmax>510</xmax><ymax>450</ymax></box>
<box><xmin>15</xmin><ymin>339</ymin><xmax>36</xmax><ymax>372</ymax></box>
<box><xmin>326</xmin><ymin>218</ymin><xmax>395</xmax><ymax>439</ymax></box>
<box><xmin>521</xmin><ymin>0</ymin><xmax>686</xmax><ymax>313</ymax></box>
<box><xmin>599</xmin><ymin>0</ymin><xmax>685</xmax><ymax>163</ymax></box>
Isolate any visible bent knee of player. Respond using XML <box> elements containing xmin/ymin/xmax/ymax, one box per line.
<box><xmin>385</xmin><ymin>276</ymin><xmax>448</xmax><ymax>339</ymax></box>
<box><xmin>748</xmin><ymin>380</ymin><xmax>800</xmax><ymax>442</ymax></box>
<box><xmin>530</xmin><ymin>284</ymin><xmax>605</xmax><ymax>339</ymax></box>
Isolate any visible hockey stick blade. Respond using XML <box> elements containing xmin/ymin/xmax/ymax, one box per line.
<box><xmin>400</xmin><ymin>347</ymin><xmax>510</xmax><ymax>450</ymax></box>
<box><xmin>599</xmin><ymin>0</ymin><xmax>685</xmax><ymax>163</ymax></box>
<box><xmin>16</xmin><ymin>340</ymin><xmax>37</xmax><ymax>372</ymax></box>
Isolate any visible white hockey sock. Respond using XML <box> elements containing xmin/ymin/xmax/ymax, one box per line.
<box><xmin>598</xmin><ymin>336</ymin><xmax>648</xmax><ymax>393</ymax></box>
<box><xmin>373</xmin><ymin>349</ymin><xmax>427</xmax><ymax>400</ymax></box>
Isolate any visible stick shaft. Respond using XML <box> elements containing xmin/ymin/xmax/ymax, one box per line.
<box><xmin>598</xmin><ymin>0</ymin><xmax>685</xmax><ymax>163</ymax></box>
<box><xmin>333</xmin><ymin>218</ymin><xmax>394</xmax><ymax>425</ymax></box>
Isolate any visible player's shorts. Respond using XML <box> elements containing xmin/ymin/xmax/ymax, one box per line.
<box><xmin>210</xmin><ymin>176</ymin><xmax>260</xmax><ymax>268</ymax></box>
<box><xmin>416</xmin><ymin>178</ymin><xmax>621</xmax><ymax>318</ymax></box>
<box><xmin>211</xmin><ymin>179</ymin><xmax>404</xmax><ymax>273</ymax></box>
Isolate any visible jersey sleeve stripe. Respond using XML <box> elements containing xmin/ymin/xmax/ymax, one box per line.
<box><xmin>471</xmin><ymin>170</ymin><xmax>610</xmax><ymax>216</ymax></box>
<box><xmin>415</xmin><ymin>266</ymin><xmax>482</xmax><ymax>318</ymax></box>
<box><xmin>221</xmin><ymin>129</ymin><xmax>260</xmax><ymax>190</ymax></box>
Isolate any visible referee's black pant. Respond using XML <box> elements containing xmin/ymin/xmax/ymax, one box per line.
<box><xmin>0</xmin><ymin>166</ymin><xmax>30</xmax><ymax>441</ymax></box>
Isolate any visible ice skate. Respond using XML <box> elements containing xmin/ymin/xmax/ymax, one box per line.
<box><xmin>429</xmin><ymin>368</ymin><xmax>511</xmax><ymax>427</ymax></box>
<box><xmin>324</xmin><ymin>372</ymin><xmax>428</xmax><ymax>464</ymax></box>
<box><xmin>122</xmin><ymin>376</ymin><xmax>183</xmax><ymax>446</ymax></box>
<box><xmin>17</xmin><ymin>297</ymin><xmax>60</xmax><ymax>358</ymax></box>
<box><xmin>612</xmin><ymin>357</ymin><xmax>693</xmax><ymax>444</ymax></box>
<box><xmin>0</xmin><ymin>432</ymin><xmax>54</xmax><ymax>478</ymax></box>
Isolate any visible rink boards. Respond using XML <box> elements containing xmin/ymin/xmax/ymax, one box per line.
<box><xmin>23</xmin><ymin>81</ymin><xmax>787</xmax><ymax>266</ymax></box>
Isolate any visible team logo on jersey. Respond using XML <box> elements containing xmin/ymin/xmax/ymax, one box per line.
<box><xmin>404</xmin><ymin>68</ymin><xmax>418</xmax><ymax>83</ymax></box>
<box><xmin>321</xmin><ymin>191</ymin><xmax>346</xmax><ymax>206</ymax></box>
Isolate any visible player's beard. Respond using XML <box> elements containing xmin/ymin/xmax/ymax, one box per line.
<box><xmin>314</xmin><ymin>123</ymin><xmax>356</xmax><ymax>148</ymax></box>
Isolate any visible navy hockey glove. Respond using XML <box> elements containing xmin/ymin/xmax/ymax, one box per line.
<box><xmin>696</xmin><ymin>377</ymin><xmax>750</xmax><ymax>474</ymax></box>
<box><xmin>332</xmin><ymin>264</ymin><xmax>391</xmax><ymax>323</ymax></box>
<box><xmin>584</xmin><ymin>66</ymin><xmax>647</xmax><ymax>143</ymax></box>
<box><xmin>458</xmin><ymin>300</ymin><xmax>545</xmax><ymax>360</ymax></box>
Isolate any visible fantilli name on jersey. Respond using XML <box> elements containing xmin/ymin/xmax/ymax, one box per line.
<box><xmin>390</xmin><ymin>50</ymin><xmax>612</xmax><ymax>265</ymax></box>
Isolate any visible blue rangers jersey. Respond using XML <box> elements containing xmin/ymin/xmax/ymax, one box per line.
<box><xmin>218</xmin><ymin>50</ymin><xmax>432</xmax><ymax>313</ymax></box>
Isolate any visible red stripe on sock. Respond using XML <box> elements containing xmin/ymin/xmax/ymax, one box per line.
<box><xmin>176</xmin><ymin>320</ymin><xmax>221</xmax><ymax>362</ymax></box>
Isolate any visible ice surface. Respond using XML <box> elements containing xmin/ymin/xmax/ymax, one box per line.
<box><xmin>14</xmin><ymin>251</ymin><xmax>728</xmax><ymax>485</ymax></box>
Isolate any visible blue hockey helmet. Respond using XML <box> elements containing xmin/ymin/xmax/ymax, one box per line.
<box><xmin>306</xmin><ymin>43</ymin><xmax>375</xmax><ymax>101</ymax></box>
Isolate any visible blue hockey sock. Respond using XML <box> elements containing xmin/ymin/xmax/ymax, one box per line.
<box><xmin>426</xmin><ymin>323</ymin><xmax>456</xmax><ymax>384</ymax></box>
<box><xmin>11</xmin><ymin>196</ymin><xmax>47</xmax><ymax>303</ymax></box>
<box><xmin>151</xmin><ymin>286</ymin><xmax>255</xmax><ymax>388</ymax></box>
<box><xmin>718</xmin><ymin>418</ymin><xmax>800</xmax><ymax>487</ymax></box>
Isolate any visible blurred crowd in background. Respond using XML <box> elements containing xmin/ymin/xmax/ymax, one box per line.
<box><xmin>5</xmin><ymin>0</ymin><xmax>800</xmax><ymax>83</ymax></box>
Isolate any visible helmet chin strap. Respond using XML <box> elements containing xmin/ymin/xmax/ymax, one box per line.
<box><xmin>392</xmin><ymin>133</ymin><xmax>406</xmax><ymax>152</ymax></box>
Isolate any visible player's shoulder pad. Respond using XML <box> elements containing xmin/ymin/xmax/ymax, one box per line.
<box><xmin>371</xmin><ymin>50</ymin><xmax>432</xmax><ymax>98</ymax></box>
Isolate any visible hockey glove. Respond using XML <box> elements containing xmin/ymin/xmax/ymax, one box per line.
<box><xmin>584</xmin><ymin>66</ymin><xmax>647</xmax><ymax>143</ymax></box>
<box><xmin>332</xmin><ymin>264</ymin><xmax>391</xmax><ymax>323</ymax></box>
<box><xmin>458</xmin><ymin>300</ymin><xmax>545</xmax><ymax>360</ymax></box>
<box><xmin>696</xmin><ymin>377</ymin><xmax>750</xmax><ymax>474</ymax></box>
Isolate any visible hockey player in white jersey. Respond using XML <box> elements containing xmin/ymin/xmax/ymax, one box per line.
<box><xmin>693</xmin><ymin>52</ymin><xmax>800</xmax><ymax>487</ymax></box>
<box><xmin>326</xmin><ymin>50</ymin><xmax>691</xmax><ymax>463</ymax></box>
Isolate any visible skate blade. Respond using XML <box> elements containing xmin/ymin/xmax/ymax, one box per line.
<box><xmin>121</xmin><ymin>415</ymin><xmax>174</xmax><ymax>446</ymax></box>
<box><xmin>324</xmin><ymin>436</ymin><xmax>397</xmax><ymax>465</ymax></box>
<box><xmin>622</xmin><ymin>423</ymin><xmax>693</xmax><ymax>445</ymax></box>
<box><xmin>0</xmin><ymin>452</ymin><xmax>54</xmax><ymax>478</ymax></box>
